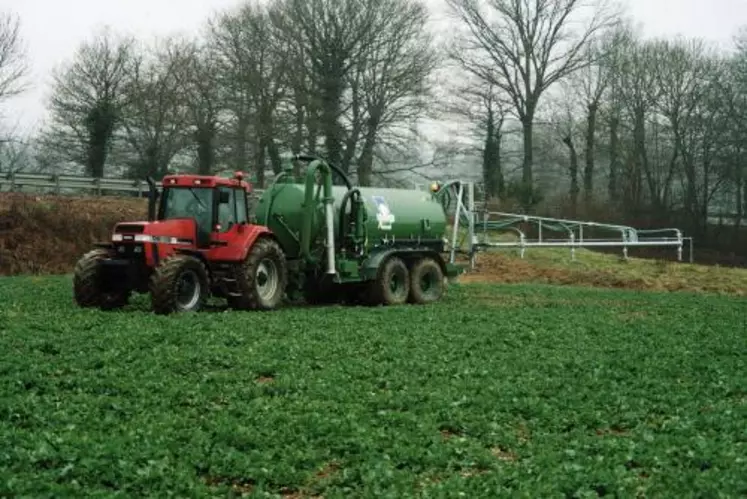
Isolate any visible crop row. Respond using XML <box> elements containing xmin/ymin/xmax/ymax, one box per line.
<box><xmin>0</xmin><ymin>277</ymin><xmax>745</xmax><ymax>497</ymax></box>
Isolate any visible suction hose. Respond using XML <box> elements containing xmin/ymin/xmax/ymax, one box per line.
<box><xmin>299</xmin><ymin>158</ymin><xmax>336</xmax><ymax>275</ymax></box>
<box><xmin>338</xmin><ymin>187</ymin><xmax>364</xmax><ymax>254</ymax></box>
<box><xmin>293</xmin><ymin>154</ymin><xmax>352</xmax><ymax>189</ymax></box>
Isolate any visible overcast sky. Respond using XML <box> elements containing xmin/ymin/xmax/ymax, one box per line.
<box><xmin>2</xmin><ymin>0</ymin><xmax>746</xmax><ymax>134</ymax></box>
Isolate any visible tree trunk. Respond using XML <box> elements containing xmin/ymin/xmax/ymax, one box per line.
<box><xmin>583</xmin><ymin>102</ymin><xmax>597</xmax><ymax>204</ymax></box>
<box><xmin>608</xmin><ymin>114</ymin><xmax>620</xmax><ymax>205</ymax></box>
<box><xmin>292</xmin><ymin>87</ymin><xmax>306</xmax><ymax>155</ymax></box>
<box><xmin>563</xmin><ymin>135</ymin><xmax>579</xmax><ymax>217</ymax></box>
<box><xmin>631</xmin><ymin>108</ymin><xmax>647</xmax><ymax>212</ymax></box>
<box><xmin>235</xmin><ymin>113</ymin><xmax>249</xmax><ymax>171</ymax></box>
<box><xmin>520</xmin><ymin>109</ymin><xmax>535</xmax><ymax>210</ymax></box>
<box><xmin>356</xmin><ymin>118</ymin><xmax>379</xmax><ymax>187</ymax></box>
<box><xmin>255</xmin><ymin>142</ymin><xmax>266</xmax><ymax>188</ymax></box>
<box><xmin>195</xmin><ymin>124</ymin><xmax>215</xmax><ymax>175</ymax></box>
<box><xmin>735</xmin><ymin>167</ymin><xmax>743</xmax><ymax>233</ymax></box>
<box><xmin>321</xmin><ymin>70</ymin><xmax>345</xmax><ymax>171</ymax></box>
<box><xmin>482</xmin><ymin>107</ymin><xmax>504</xmax><ymax>201</ymax></box>
<box><xmin>84</xmin><ymin>101</ymin><xmax>116</xmax><ymax>178</ymax></box>
<box><xmin>86</xmin><ymin>138</ymin><xmax>108</xmax><ymax>178</ymax></box>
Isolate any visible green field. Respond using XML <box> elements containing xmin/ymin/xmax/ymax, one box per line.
<box><xmin>1</xmin><ymin>275</ymin><xmax>745</xmax><ymax>497</ymax></box>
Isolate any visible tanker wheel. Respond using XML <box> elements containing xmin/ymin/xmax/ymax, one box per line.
<box><xmin>73</xmin><ymin>248</ymin><xmax>130</xmax><ymax>310</ymax></box>
<box><xmin>230</xmin><ymin>238</ymin><xmax>288</xmax><ymax>310</ymax></box>
<box><xmin>150</xmin><ymin>255</ymin><xmax>209</xmax><ymax>315</ymax></box>
<box><xmin>408</xmin><ymin>257</ymin><xmax>445</xmax><ymax>304</ymax></box>
<box><xmin>371</xmin><ymin>256</ymin><xmax>410</xmax><ymax>306</ymax></box>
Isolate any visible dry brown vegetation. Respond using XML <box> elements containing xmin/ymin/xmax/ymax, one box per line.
<box><xmin>458</xmin><ymin>250</ymin><xmax>747</xmax><ymax>296</ymax></box>
<box><xmin>1</xmin><ymin>192</ymin><xmax>745</xmax><ymax>296</ymax></box>
<box><xmin>0</xmin><ymin>193</ymin><xmax>147</xmax><ymax>275</ymax></box>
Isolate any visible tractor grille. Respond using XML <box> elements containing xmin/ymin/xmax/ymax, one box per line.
<box><xmin>115</xmin><ymin>224</ymin><xmax>145</xmax><ymax>234</ymax></box>
<box><xmin>114</xmin><ymin>242</ymin><xmax>146</xmax><ymax>260</ymax></box>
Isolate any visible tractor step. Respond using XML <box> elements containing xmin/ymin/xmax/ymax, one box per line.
<box><xmin>217</xmin><ymin>275</ymin><xmax>242</xmax><ymax>298</ymax></box>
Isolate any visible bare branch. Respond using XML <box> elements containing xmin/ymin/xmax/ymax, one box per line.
<box><xmin>0</xmin><ymin>11</ymin><xmax>29</xmax><ymax>104</ymax></box>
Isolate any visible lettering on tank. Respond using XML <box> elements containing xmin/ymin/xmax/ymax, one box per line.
<box><xmin>371</xmin><ymin>195</ymin><xmax>395</xmax><ymax>230</ymax></box>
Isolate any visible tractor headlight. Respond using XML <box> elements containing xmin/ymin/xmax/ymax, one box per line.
<box><xmin>136</xmin><ymin>235</ymin><xmax>182</xmax><ymax>244</ymax></box>
<box><xmin>112</xmin><ymin>234</ymin><xmax>185</xmax><ymax>244</ymax></box>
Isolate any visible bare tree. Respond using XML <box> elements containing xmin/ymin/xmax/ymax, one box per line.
<box><xmin>174</xmin><ymin>40</ymin><xmax>224</xmax><ymax>174</ymax></box>
<box><xmin>444</xmin><ymin>77</ymin><xmax>511</xmax><ymax>200</ymax></box>
<box><xmin>0</xmin><ymin>136</ymin><xmax>29</xmax><ymax>173</ymax></box>
<box><xmin>651</xmin><ymin>38</ymin><xmax>719</xmax><ymax>224</ymax></box>
<box><xmin>567</xmin><ymin>38</ymin><xmax>616</xmax><ymax>203</ymax></box>
<box><xmin>42</xmin><ymin>28</ymin><xmax>135</xmax><ymax>177</ymax></box>
<box><xmin>0</xmin><ymin>12</ymin><xmax>28</xmax><ymax>107</ymax></box>
<box><xmin>350</xmin><ymin>0</ymin><xmax>438</xmax><ymax>185</ymax></box>
<box><xmin>208</xmin><ymin>1</ymin><xmax>288</xmax><ymax>184</ymax></box>
<box><xmin>446</xmin><ymin>0</ymin><xmax>620</xmax><ymax>208</ymax></box>
<box><xmin>597</xmin><ymin>22</ymin><xmax>635</xmax><ymax>206</ymax></box>
<box><xmin>270</xmin><ymin>0</ymin><xmax>389</xmax><ymax>172</ymax></box>
<box><xmin>118</xmin><ymin>37</ymin><xmax>191</xmax><ymax>179</ymax></box>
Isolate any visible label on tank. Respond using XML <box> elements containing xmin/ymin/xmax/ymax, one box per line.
<box><xmin>371</xmin><ymin>195</ymin><xmax>395</xmax><ymax>230</ymax></box>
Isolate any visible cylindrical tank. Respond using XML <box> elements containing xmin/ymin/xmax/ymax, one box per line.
<box><xmin>255</xmin><ymin>182</ymin><xmax>448</xmax><ymax>259</ymax></box>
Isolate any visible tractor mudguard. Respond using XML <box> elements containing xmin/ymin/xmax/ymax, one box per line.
<box><xmin>361</xmin><ymin>248</ymin><xmax>450</xmax><ymax>281</ymax></box>
<box><xmin>206</xmin><ymin>224</ymin><xmax>278</xmax><ymax>262</ymax></box>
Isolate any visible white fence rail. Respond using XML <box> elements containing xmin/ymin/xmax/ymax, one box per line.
<box><xmin>0</xmin><ymin>171</ymin><xmax>152</xmax><ymax>196</ymax></box>
<box><xmin>439</xmin><ymin>180</ymin><xmax>694</xmax><ymax>265</ymax></box>
<box><xmin>0</xmin><ymin>171</ymin><xmax>273</xmax><ymax>198</ymax></box>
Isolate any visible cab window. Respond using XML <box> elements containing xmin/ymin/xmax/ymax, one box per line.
<box><xmin>217</xmin><ymin>187</ymin><xmax>236</xmax><ymax>232</ymax></box>
<box><xmin>235</xmin><ymin>188</ymin><xmax>248</xmax><ymax>224</ymax></box>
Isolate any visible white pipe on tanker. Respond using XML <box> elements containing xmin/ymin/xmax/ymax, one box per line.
<box><xmin>325</xmin><ymin>201</ymin><xmax>336</xmax><ymax>274</ymax></box>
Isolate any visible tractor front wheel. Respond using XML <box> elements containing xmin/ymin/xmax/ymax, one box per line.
<box><xmin>408</xmin><ymin>257</ymin><xmax>445</xmax><ymax>304</ymax></box>
<box><xmin>370</xmin><ymin>256</ymin><xmax>410</xmax><ymax>306</ymax></box>
<box><xmin>150</xmin><ymin>255</ymin><xmax>209</xmax><ymax>314</ymax></box>
<box><xmin>230</xmin><ymin>238</ymin><xmax>288</xmax><ymax>310</ymax></box>
<box><xmin>73</xmin><ymin>248</ymin><xmax>130</xmax><ymax>310</ymax></box>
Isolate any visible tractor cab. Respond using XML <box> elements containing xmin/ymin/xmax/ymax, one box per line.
<box><xmin>148</xmin><ymin>172</ymin><xmax>253</xmax><ymax>249</ymax></box>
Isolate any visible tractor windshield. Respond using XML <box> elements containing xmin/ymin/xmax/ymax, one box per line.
<box><xmin>159</xmin><ymin>187</ymin><xmax>213</xmax><ymax>230</ymax></box>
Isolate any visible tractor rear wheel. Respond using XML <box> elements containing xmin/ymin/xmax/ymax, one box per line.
<box><xmin>73</xmin><ymin>248</ymin><xmax>130</xmax><ymax>310</ymax></box>
<box><xmin>150</xmin><ymin>255</ymin><xmax>209</xmax><ymax>314</ymax></box>
<box><xmin>408</xmin><ymin>257</ymin><xmax>445</xmax><ymax>304</ymax></box>
<box><xmin>230</xmin><ymin>238</ymin><xmax>288</xmax><ymax>310</ymax></box>
<box><xmin>370</xmin><ymin>256</ymin><xmax>410</xmax><ymax>306</ymax></box>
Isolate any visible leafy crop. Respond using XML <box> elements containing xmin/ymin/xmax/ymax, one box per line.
<box><xmin>0</xmin><ymin>277</ymin><xmax>745</xmax><ymax>497</ymax></box>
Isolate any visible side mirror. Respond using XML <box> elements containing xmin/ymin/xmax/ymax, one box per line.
<box><xmin>219</xmin><ymin>191</ymin><xmax>230</xmax><ymax>204</ymax></box>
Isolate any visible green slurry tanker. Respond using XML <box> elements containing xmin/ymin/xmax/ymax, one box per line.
<box><xmin>255</xmin><ymin>154</ymin><xmax>462</xmax><ymax>306</ymax></box>
<box><xmin>72</xmin><ymin>153</ymin><xmax>463</xmax><ymax>314</ymax></box>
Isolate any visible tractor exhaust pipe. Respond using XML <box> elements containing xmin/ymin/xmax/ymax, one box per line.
<box><xmin>146</xmin><ymin>176</ymin><xmax>157</xmax><ymax>221</ymax></box>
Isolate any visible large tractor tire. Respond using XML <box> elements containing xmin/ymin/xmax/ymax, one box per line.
<box><xmin>369</xmin><ymin>256</ymin><xmax>410</xmax><ymax>306</ymax></box>
<box><xmin>150</xmin><ymin>254</ymin><xmax>209</xmax><ymax>315</ymax></box>
<box><xmin>229</xmin><ymin>238</ymin><xmax>288</xmax><ymax>311</ymax></box>
<box><xmin>408</xmin><ymin>257</ymin><xmax>445</xmax><ymax>304</ymax></box>
<box><xmin>73</xmin><ymin>248</ymin><xmax>130</xmax><ymax>310</ymax></box>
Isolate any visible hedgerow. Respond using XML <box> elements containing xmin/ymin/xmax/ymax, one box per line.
<box><xmin>0</xmin><ymin>277</ymin><xmax>744</xmax><ymax>497</ymax></box>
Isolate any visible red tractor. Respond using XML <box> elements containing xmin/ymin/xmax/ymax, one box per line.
<box><xmin>73</xmin><ymin>171</ymin><xmax>288</xmax><ymax>314</ymax></box>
